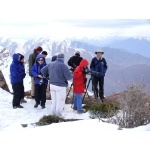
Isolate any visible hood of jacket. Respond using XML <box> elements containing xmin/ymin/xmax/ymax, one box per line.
<box><xmin>12</xmin><ymin>53</ymin><xmax>20</xmax><ymax>63</ymax></box>
<box><xmin>79</xmin><ymin>59</ymin><xmax>89</xmax><ymax>68</ymax></box>
<box><xmin>36</xmin><ymin>54</ymin><xmax>43</xmax><ymax>61</ymax></box>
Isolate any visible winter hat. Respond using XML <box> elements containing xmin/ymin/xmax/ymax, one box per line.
<box><xmin>51</xmin><ymin>55</ymin><xmax>57</xmax><ymax>62</ymax></box>
<box><xmin>57</xmin><ymin>53</ymin><xmax>64</xmax><ymax>62</ymax></box>
<box><xmin>57</xmin><ymin>53</ymin><xmax>64</xmax><ymax>58</ymax></box>
<box><xmin>41</xmin><ymin>51</ymin><xmax>48</xmax><ymax>55</ymax></box>
<box><xmin>95</xmin><ymin>50</ymin><xmax>104</xmax><ymax>54</ymax></box>
<box><xmin>75</xmin><ymin>51</ymin><xmax>80</xmax><ymax>56</ymax></box>
<box><xmin>36</xmin><ymin>46</ymin><xmax>43</xmax><ymax>52</ymax></box>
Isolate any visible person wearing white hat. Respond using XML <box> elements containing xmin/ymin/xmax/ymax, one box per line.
<box><xmin>90</xmin><ymin>50</ymin><xmax>107</xmax><ymax>102</ymax></box>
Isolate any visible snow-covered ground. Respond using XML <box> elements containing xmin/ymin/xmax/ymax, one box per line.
<box><xmin>0</xmin><ymin>87</ymin><xmax>150</xmax><ymax>150</ymax></box>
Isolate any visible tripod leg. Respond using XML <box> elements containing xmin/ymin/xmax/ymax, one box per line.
<box><xmin>71</xmin><ymin>92</ymin><xmax>75</xmax><ymax>108</ymax></box>
<box><xmin>82</xmin><ymin>78</ymin><xmax>91</xmax><ymax>101</ymax></box>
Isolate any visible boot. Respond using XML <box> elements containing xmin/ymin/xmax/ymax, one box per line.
<box><xmin>77</xmin><ymin>109</ymin><xmax>87</xmax><ymax>114</ymax></box>
<box><xmin>41</xmin><ymin>104</ymin><xmax>45</xmax><ymax>109</ymax></box>
<box><xmin>34</xmin><ymin>103</ymin><xmax>38</xmax><ymax>108</ymax></box>
<box><xmin>17</xmin><ymin>105</ymin><xmax>24</xmax><ymax>108</ymax></box>
<box><xmin>20</xmin><ymin>99</ymin><xmax>27</xmax><ymax>103</ymax></box>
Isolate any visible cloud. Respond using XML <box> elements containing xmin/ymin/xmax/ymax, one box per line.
<box><xmin>1</xmin><ymin>19</ymin><xmax>150</xmax><ymax>39</ymax></box>
<box><xmin>0</xmin><ymin>0</ymin><xmax>150</xmax><ymax>39</ymax></box>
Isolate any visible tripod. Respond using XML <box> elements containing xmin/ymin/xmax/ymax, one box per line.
<box><xmin>65</xmin><ymin>83</ymin><xmax>73</xmax><ymax>103</ymax></box>
<box><xmin>82</xmin><ymin>76</ymin><xmax>97</xmax><ymax>102</ymax></box>
<box><xmin>82</xmin><ymin>76</ymin><xmax>93</xmax><ymax>101</ymax></box>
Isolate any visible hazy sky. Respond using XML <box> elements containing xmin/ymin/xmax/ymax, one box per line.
<box><xmin>0</xmin><ymin>0</ymin><xmax>150</xmax><ymax>39</ymax></box>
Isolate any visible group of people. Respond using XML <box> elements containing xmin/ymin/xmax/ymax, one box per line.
<box><xmin>10</xmin><ymin>46</ymin><xmax>107</xmax><ymax>116</ymax></box>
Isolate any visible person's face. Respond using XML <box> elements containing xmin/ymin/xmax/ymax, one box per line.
<box><xmin>42</xmin><ymin>54</ymin><xmax>47</xmax><ymax>58</ymax></box>
<box><xmin>96</xmin><ymin>52</ymin><xmax>102</xmax><ymax>58</ymax></box>
<box><xmin>36</xmin><ymin>50</ymin><xmax>42</xmax><ymax>54</ymax></box>
<box><xmin>37</xmin><ymin>58</ymin><xmax>44</xmax><ymax>64</ymax></box>
<box><xmin>20</xmin><ymin>58</ymin><xmax>24</xmax><ymax>63</ymax></box>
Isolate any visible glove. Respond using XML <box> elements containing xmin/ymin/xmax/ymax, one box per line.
<box><xmin>82</xmin><ymin>70</ymin><xmax>86</xmax><ymax>74</ymax></box>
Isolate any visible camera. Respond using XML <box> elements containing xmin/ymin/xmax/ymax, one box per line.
<box><xmin>84</xmin><ymin>67</ymin><xmax>99</xmax><ymax>76</ymax></box>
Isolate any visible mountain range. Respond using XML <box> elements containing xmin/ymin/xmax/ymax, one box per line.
<box><xmin>0</xmin><ymin>37</ymin><xmax>150</xmax><ymax>96</ymax></box>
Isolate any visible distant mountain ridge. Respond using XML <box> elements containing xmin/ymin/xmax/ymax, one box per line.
<box><xmin>80</xmin><ymin>37</ymin><xmax>150</xmax><ymax>58</ymax></box>
<box><xmin>0</xmin><ymin>37</ymin><xmax>150</xmax><ymax>96</ymax></box>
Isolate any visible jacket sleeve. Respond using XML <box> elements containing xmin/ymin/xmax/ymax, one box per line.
<box><xmin>41</xmin><ymin>65</ymin><xmax>49</xmax><ymax>78</ymax></box>
<box><xmin>90</xmin><ymin>58</ymin><xmax>95</xmax><ymax>71</ymax></box>
<box><xmin>68</xmin><ymin>56</ymin><xmax>76</xmax><ymax>68</ymax></box>
<box><xmin>63</xmin><ymin>65</ymin><xmax>73</xmax><ymax>81</ymax></box>
<box><xmin>31</xmin><ymin>65</ymin><xmax>38</xmax><ymax>77</ymax></box>
<box><xmin>73</xmin><ymin>71</ymin><xmax>83</xmax><ymax>79</ymax></box>
<box><xmin>103</xmin><ymin>58</ymin><xmax>108</xmax><ymax>73</ymax></box>
<box><xmin>10</xmin><ymin>64</ymin><xmax>23</xmax><ymax>78</ymax></box>
<box><xmin>28</xmin><ymin>54</ymin><xmax>34</xmax><ymax>76</ymax></box>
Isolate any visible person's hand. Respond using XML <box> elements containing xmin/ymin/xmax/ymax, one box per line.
<box><xmin>37</xmin><ymin>75</ymin><xmax>43</xmax><ymax>78</ymax></box>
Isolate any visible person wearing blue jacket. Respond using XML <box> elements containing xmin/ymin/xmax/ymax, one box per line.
<box><xmin>31</xmin><ymin>54</ymin><xmax>47</xmax><ymax>109</ymax></box>
<box><xmin>90</xmin><ymin>50</ymin><xmax>108</xmax><ymax>102</ymax></box>
<box><xmin>10</xmin><ymin>53</ymin><xmax>26</xmax><ymax>109</ymax></box>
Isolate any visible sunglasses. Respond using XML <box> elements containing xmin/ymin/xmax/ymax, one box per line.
<box><xmin>37</xmin><ymin>59</ymin><xmax>43</xmax><ymax>62</ymax></box>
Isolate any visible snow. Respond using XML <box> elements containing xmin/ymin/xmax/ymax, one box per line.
<box><xmin>0</xmin><ymin>87</ymin><xmax>150</xmax><ymax>150</ymax></box>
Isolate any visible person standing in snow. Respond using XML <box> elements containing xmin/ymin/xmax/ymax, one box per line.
<box><xmin>19</xmin><ymin>54</ymin><xmax>27</xmax><ymax>103</ymax></box>
<box><xmin>10</xmin><ymin>53</ymin><xmax>26</xmax><ymax>109</ymax></box>
<box><xmin>28</xmin><ymin>46</ymin><xmax>43</xmax><ymax>98</ymax></box>
<box><xmin>31</xmin><ymin>54</ymin><xmax>47</xmax><ymax>109</ymax></box>
<box><xmin>41</xmin><ymin>53</ymin><xmax>72</xmax><ymax>117</ymax></box>
<box><xmin>90</xmin><ymin>50</ymin><xmax>107</xmax><ymax>102</ymax></box>
<box><xmin>73</xmin><ymin>59</ymin><xmax>89</xmax><ymax>114</ymax></box>
<box><xmin>67</xmin><ymin>51</ymin><xmax>83</xmax><ymax>72</ymax></box>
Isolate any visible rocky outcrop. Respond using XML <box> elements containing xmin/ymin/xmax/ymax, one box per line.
<box><xmin>0</xmin><ymin>70</ymin><xmax>10</xmax><ymax>92</ymax></box>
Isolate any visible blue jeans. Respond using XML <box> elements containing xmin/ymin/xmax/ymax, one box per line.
<box><xmin>73</xmin><ymin>93</ymin><xmax>82</xmax><ymax>111</ymax></box>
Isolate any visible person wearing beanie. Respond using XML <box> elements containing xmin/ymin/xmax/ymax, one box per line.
<box><xmin>36</xmin><ymin>46</ymin><xmax>43</xmax><ymax>52</ymax></box>
<box><xmin>10</xmin><ymin>53</ymin><xmax>26</xmax><ymax>109</ymax></box>
<box><xmin>41</xmin><ymin>53</ymin><xmax>72</xmax><ymax>117</ymax></box>
<box><xmin>67</xmin><ymin>51</ymin><xmax>83</xmax><ymax>72</ymax></box>
<box><xmin>28</xmin><ymin>46</ymin><xmax>43</xmax><ymax>98</ymax></box>
<box><xmin>31</xmin><ymin>54</ymin><xmax>48</xmax><ymax>109</ymax></box>
<box><xmin>90</xmin><ymin>50</ymin><xmax>108</xmax><ymax>102</ymax></box>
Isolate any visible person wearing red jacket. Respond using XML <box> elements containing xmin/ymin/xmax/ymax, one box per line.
<box><xmin>73</xmin><ymin>59</ymin><xmax>89</xmax><ymax>114</ymax></box>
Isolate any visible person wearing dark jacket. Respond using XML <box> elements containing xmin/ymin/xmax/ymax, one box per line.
<box><xmin>67</xmin><ymin>51</ymin><xmax>83</xmax><ymax>72</ymax></box>
<box><xmin>31</xmin><ymin>54</ymin><xmax>47</xmax><ymax>109</ymax></box>
<box><xmin>90</xmin><ymin>50</ymin><xmax>108</xmax><ymax>102</ymax></box>
<box><xmin>41</xmin><ymin>53</ymin><xmax>72</xmax><ymax>117</ymax></box>
<box><xmin>10</xmin><ymin>53</ymin><xmax>26</xmax><ymax>109</ymax></box>
<box><xmin>73</xmin><ymin>59</ymin><xmax>89</xmax><ymax>114</ymax></box>
<box><xmin>28</xmin><ymin>46</ymin><xmax>43</xmax><ymax>98</ymax></box>
<box><xmin>19</xmin><ymin>54</ymin><xmax>27</xmax><ymax>103</ymax></box>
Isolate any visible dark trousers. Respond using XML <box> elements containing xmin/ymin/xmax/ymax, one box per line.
<box><xmin>20</xmin><ymin>82</ymin><xmax>24</xmax><ymax>99</ymax></box>
<box><xmin>12</xmin><ymin>82</ymin><xmax>23</xmax><ymax>107</ymax></box>
<box><xmin>35</xmin><ymin>84</ymin><xmax>46</xmax><ymax>106</ymax></box>
<box><xmin>92</xmin><ymin>76</ymin><xmax>104</xmax><ymax>99</ymax></box>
